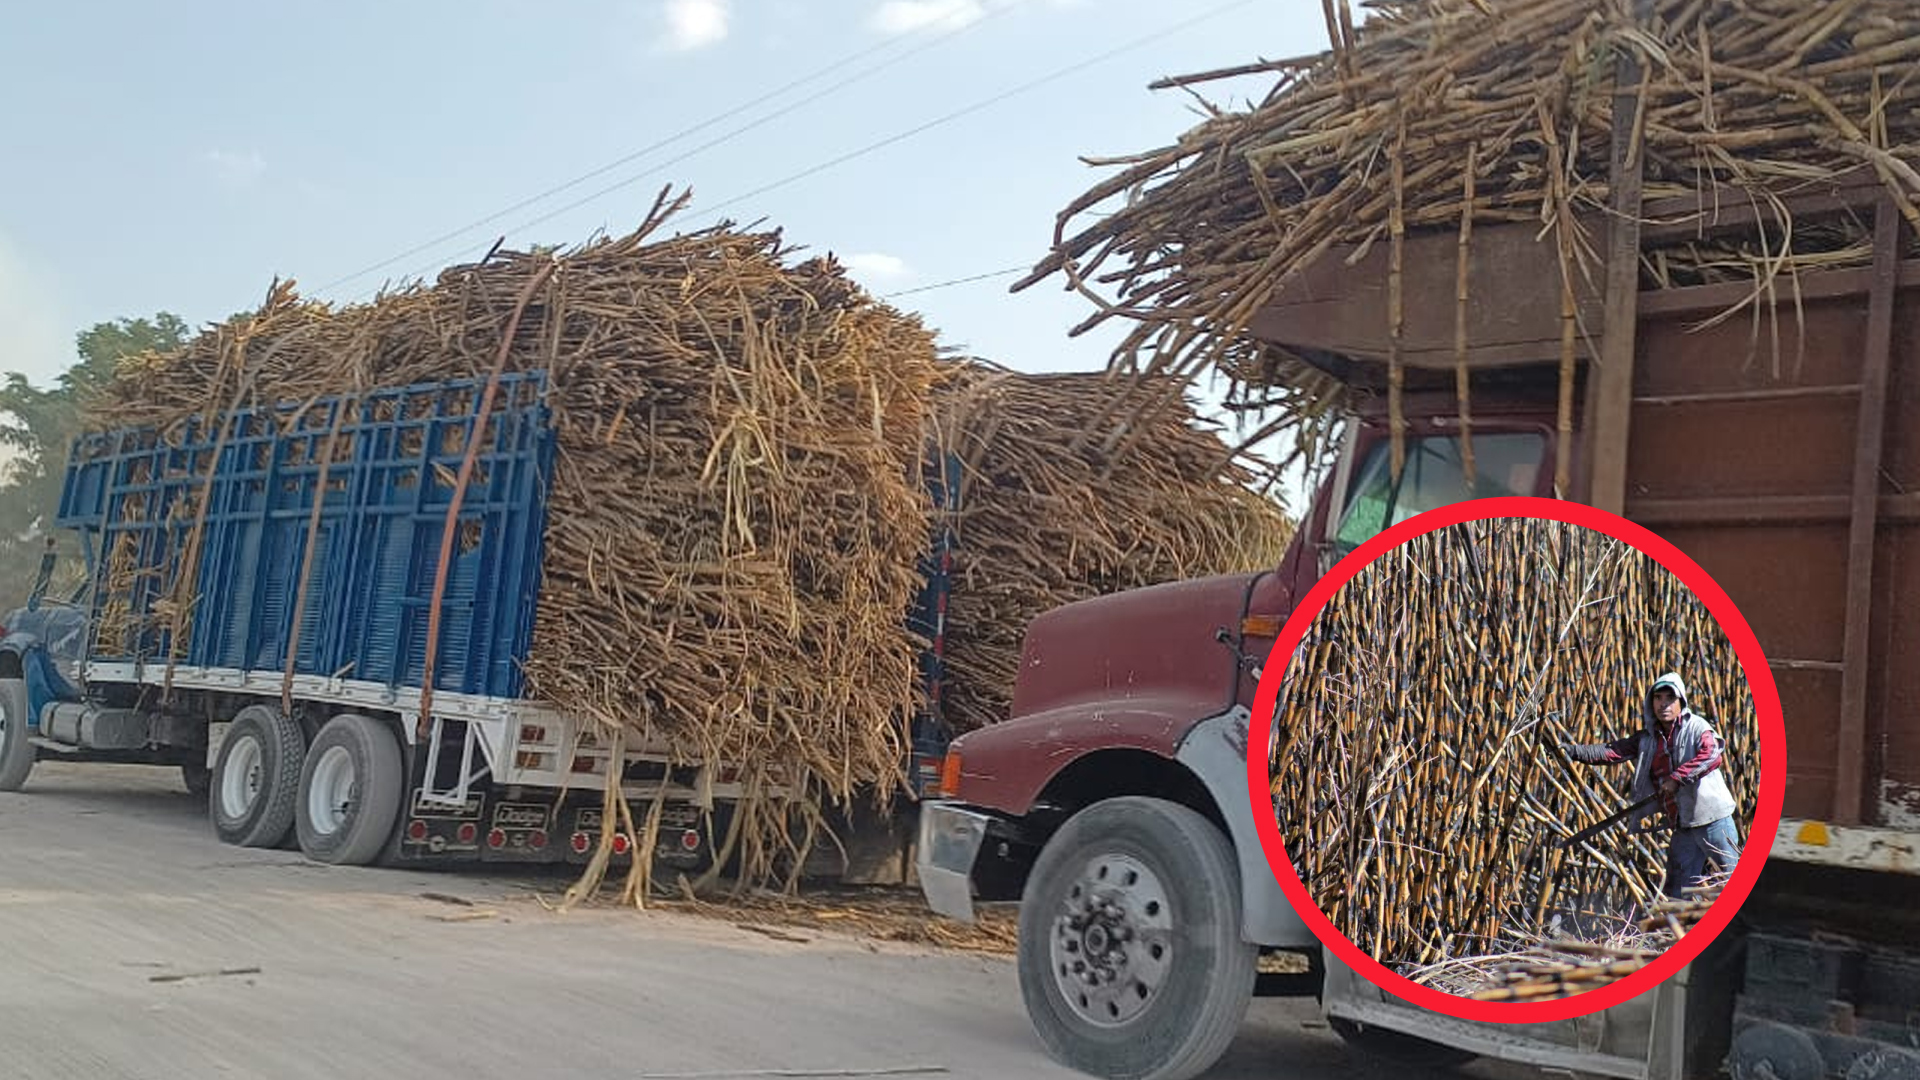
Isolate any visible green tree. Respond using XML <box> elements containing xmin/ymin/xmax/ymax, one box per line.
<box><xmin>0</xmin><ymin>313</ymin><xmax>191</xmax><ymax>609</ymax></box>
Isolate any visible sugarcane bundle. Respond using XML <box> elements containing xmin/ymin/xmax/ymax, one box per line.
<box><xmin>1463</xmin><ymin>872</ymin><xmax>1728</xmax><ymax>1000</ymax></box>
<box><xmin>83</xmin><ymin>189</ymin><xmax>1294</xmax><ymax>898</ymax></box>
<box><xmin>1014</xmin><ymin>0</ymin><xmax>1920</xmax><ymax>464</ymax></box>
<box><xmin>929</xmin><ymin>361</ymin><xmax>1293</xmax><ymax>733</ymax></box>
<box><xmin>89</xmin><ymin>190</ymin><xmax>943</xmax><ymax>894</ymax></box>
<box><xmin>1268</xmin><ymin>517</ymin><xmax>1755</xmax><ymax>974</ymax></box>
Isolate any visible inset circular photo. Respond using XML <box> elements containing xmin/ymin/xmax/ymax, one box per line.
<box><xmin>1249</xmin><ymin>497</ymin><xmax>1785</xmax><ymax>1020</ymax></box>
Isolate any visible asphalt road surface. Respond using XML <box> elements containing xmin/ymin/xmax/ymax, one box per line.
<box><xmin>0</xmin><ymin>762</ymin><xmax>1530</xmax><ymax>1080</ymax></box>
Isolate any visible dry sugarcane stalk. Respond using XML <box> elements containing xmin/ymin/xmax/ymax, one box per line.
<box><xmin>1389</xmin><ymin>120</ymin><xmax>1409</xmax><ymax>482</ymax></box>
<box><xmin>1464</xmin><ymin>872</ymin><xmax>1730</xmax><ymax>999</ymax></box>
<box><xmin>81</xmin><ymin>192</ymin><xmax>1291</xmax><ymax>901</ymax></box>
<box><xmin>1015</xmin><ymin>0</ymin><xmax>1920</xmax><ymax>473</ymax></box>
<box><xmin>1269</xmin><ymin>519</ymin><xmax>1756</xmax><ymax>977</ymax></box>
<box><xmin>1456</xmin><ymin>143</ymin><xmax>1478</xmax><ymax>484</ymax></box>
<box><xmin>928</xmin><ymin>362</ymin><xmax>1291</xmax><ymax>733</ymax></box>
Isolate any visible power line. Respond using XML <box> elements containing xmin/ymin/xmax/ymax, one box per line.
<box><xmin>881</xmin><ymin>267</ymin><xmax>1027</xmax><ymax>298</ymax></box>
<box><xmin>678</xmin><ymin>0</ymin><xmax>1255</xmax><ymax>231</ymax></box>
<box><xmin>392</xmin><ymin>0</ymin><xmax>1254</xmax><ymax>292</ymax></box>
<box><xmin>318</xmin><ymin>2</ymin><xmax>1031</xmax><ymax>298</ymax></box>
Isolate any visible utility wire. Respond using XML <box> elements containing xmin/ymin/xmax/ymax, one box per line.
<box><xmin>389</xmin><ymin>0</ymin><xmax>1255</xmax><ymax>292</ymax></box>
<box><xmin>880</xmin><ymin>267</ymin><xmax>1027</xmax><ymax>298</ymax></box>
<box><xmin>319</xmin><ymin>1</ymin><xmax>1033</xmax><ymax>298</ymax></box>
<box><xmin>675</xmin><ymin>0</ymin><xmax>1254</xmax><ymax>231</ymax></box>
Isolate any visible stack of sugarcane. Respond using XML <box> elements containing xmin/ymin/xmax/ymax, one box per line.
<box><xmin>93</xmin><ymin>190</ymin><xmax>943</xmax><ymax>897</ymax></box>
<box><xmin>928</xmin><ymin>361</ymin><xmax>1292</xmax><ymax>733</ymax></box>
<box><xmin>1463</xmin><ymin>873</ymin><xmax>1729</xmax><ymax>1000</ymax></box>
<box><xmin>1014</xmin><ymin>0</ymin><xmax>1920</xmax><ymax>472</ymax></box>
<box><xmin>1268</xmin><ymin>517</ymin><xmax>1756</xmax><ymax>972</ymax></box>
<box><xmin>86</xmin><ymin>190</ymin><xmax>1289</xmax><ymax>898</ymax></box>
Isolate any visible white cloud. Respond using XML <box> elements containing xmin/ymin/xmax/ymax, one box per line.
<box><xmin>662</xmin><ymin>0</ymin><xmax>729</xmax><ymax>51</ymax></box>
<box><xmin>869</xmin><ymin>0</ymin><xmax>987</xmax><ymax>35</ymax></box>
<box><xmin>841</xmin><ymin>252</ymin><xmax>913</xmax><ymax>283</ymax></box>
<box><xmin>204</xmin><ymin>149</ymin><xmax>267</xmax><ymax>189</ymax></box>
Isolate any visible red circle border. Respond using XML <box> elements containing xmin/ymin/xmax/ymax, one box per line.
<box><xmin>1245</xmin><ymin>495</ymin><xmax>1787</xmax><ymax>1023</ymax></box>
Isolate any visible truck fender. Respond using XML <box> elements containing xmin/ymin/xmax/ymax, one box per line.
<box><xmin>1174</xmin><ymin>706</ymin><xmax>1316</xmax><ymax>948</ymax></box>
<box><xmin>0</xmin><ymin>637</ymin><xmax>78</xmax><ymax>734</ymax></box>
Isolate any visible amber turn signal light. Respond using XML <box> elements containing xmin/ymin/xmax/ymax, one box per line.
<box><xmin>1240</xmin><ymin>614</ymin><xmax>1284</xmax><ymax>638</ymax></box>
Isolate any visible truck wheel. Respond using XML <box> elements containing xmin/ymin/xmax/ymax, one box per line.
<box><xmin>181</xmin><ymin>760</ymin><xmax>213</xmax><ymax>799</ymax></box>
<box><xmin>1329</xmin><ymin>1016</ymin><xmax>1477</xmax><ymax>1070</ymax></box>
<box><xmin>1016</xmin><ymin>796</ymin><xmax>1257</xmax><ymax>1080</ymax></box>
<box><xmin>1731</xmin><ymin>1022</ymin><xmax>1825</xmax><ymax>1080</ymax></box>
<box><xmin>295</xmin><ymin>713</ymin><xmax>403</xmax><ymax>866</ymax></box>
<box><xmin>0</xmin><ymin>678</ymin><xmax>36</xmax><ymax>792</ymax></box>
<box><xmin>210</xmin><ymin>704</ymin><xmax>306</xmax><ymax>848</ymax></box>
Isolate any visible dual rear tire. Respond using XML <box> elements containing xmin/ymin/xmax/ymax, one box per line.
<box><xmin>209</xmin><ymin>706</ymin><xmax>402</xmax><ymax>865</ymax></box>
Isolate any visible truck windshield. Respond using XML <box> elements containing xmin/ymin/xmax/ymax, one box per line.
<box><xmin>1327</xmin><ymin>432</ymin><xmax>1545</xmax><ymax>558</ymax></box>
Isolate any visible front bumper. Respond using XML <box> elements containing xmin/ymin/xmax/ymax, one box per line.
<box><xmin>916</xmin><ymin>800</ymin><xmax>992</xmax><ymax>923</ymax></box>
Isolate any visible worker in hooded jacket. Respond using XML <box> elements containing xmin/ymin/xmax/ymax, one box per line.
<box><xmin>1562</xmin><ymin>672</ymin><xmax>1743</xmax><ymax>899</ymax></box>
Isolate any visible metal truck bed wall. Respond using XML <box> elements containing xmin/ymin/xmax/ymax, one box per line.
<box><xmin>56</xmin><ymin>373</ymin><xmax>557</xmax><ymax>700</ymax></box>
<box><xmin>1258</xmin><ymin>178</ymin><xmax>1920</xmax><ymax>864</ymax></box>
<box><xmin>1623</xmin><ymin>272</ymin><xmax>1920</xmax><ymax>842</ymax></box>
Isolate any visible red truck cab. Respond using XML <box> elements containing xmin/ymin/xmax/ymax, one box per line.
<box><xmin>917</xmin><ymin>391</ymin><xmax>1558</xmax><ymax>1080</ymax></box>
<box><xmin>920</xmin><ymin>175</ymin><xmax>1920</xmax><ymax>1080</ymax></box>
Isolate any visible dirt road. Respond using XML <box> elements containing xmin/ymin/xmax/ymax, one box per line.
<box><xmin>1</xmin><ymin>762</ymin><xmax>1431</xmax><ymax>1080</ymax></box>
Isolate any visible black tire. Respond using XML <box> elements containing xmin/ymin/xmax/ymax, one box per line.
<box><xmin>210</xmin><ymin>704</ymin><xmax>306</xmax><ymax>848</ymax></box>
<box><xmin>0</xmin><ymin>678</ymin><xmax>35</xmax><ymax>792</ymax></box>
<box><xmin>181</xmin><ymin>760</ymin><xmax>212</xmax><ymax>799</ymax></box>
<box><xmin>0</xmin><ymin>676</ymin><xmax>35</xmax><ymax>787</ymax></box>
<box><xmin>1731</xmin><ymin>1023</ymin><xmax>1826</xmax><ymax>1080</ymax></box>
<box><xmin>1329</xmin><ymin>1016</ymin><xmax>1478</xmax><ymax>1071</ymax></box>
<box><xmin>1016</xmin><ymin>796</ymin><xmax>1257</xmax><ymax>1080</ymax></box>
<box><xmin>294</xmin><ymin>713</ymin><xmax>403</xmax><ymax>866</ymax></box>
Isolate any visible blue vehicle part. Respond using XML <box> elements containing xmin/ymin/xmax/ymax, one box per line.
<box><xmin>906</xmin><ymin>449</ymin><xmax>963</xmax><ymax>797</ymax></box>
<box><xmin>0</xmin><ymin>596</ymin><xmax>90</xmax><ymax>730</ymax></box>
<box><xmin>57</xmin><ymin>373</ymin><xmax>558</xmax><ymax>700</ymax></box>
<box><xmin>21</xmin><ymin>646</ymin><xmax>79</xmax><ymax>730</ymax></box>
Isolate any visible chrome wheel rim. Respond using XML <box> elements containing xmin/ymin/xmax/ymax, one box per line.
<box><xmin>306</xmin><ymin>744</ymin><xmax>357</xmax><ymax>837</ymax></box>
<box><xmin>1049</xmin><ymin>853</ymin><xmax>1174</xmax><ymax>1027</ymax></box>
<box><xmin>218</xmin><ymin>733</ymin><xmax>265</xmax><ymax>820</ymax></box>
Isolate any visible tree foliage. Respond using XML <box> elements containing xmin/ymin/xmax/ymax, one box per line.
<box><xmin>0</xmin><ymin>313</ymin><xmax>191</xmax><ymax>608</ymax></box>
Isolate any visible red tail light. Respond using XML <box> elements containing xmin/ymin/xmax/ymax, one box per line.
<box><xmin>456</xmin><ymin>823</ymin><xmax>477</xmax><ymax>844</ymax></box>
<box><xmin>680</xmin><ymin>829</ymin><xmax>700</xmax><ymax>851</ymax></box>
<box><xmin>528</xmin><ymin>830</ymin><xmax>548</xmax><ymax>849</ymax></box>
<box><xmin>487</xmin><ymin>829</ymin><xmax>506</xmax><ymax>849</ymax></box>
<box><xmin>611</xmin><ymin>833</ymin><xmax>632</xmax><ymax>855</ymax></box>
<box><xmin>406</xmin><ymin>820</ymin><xmax>429</xmax><ymax>841</ymax></box>
<box><xmin>570</xmin><ymin>832</ymin><xmax>591</xmax><ymax>854</ymax></box>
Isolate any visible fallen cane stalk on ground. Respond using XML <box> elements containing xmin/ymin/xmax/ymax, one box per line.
<box><xmin>1268</xmin><ymin>519</ymin><xmax>1756</xmax><ymax>988</ymax></box>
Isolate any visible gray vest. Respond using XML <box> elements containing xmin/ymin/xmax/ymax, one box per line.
<box><xmin>1628</xmin><ymin>710</ymin><xmax>1737</xmax><ymax>829</ymax></box>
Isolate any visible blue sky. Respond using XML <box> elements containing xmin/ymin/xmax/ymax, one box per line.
<box><xmin>1</xmin><ymin>0</ymin><xmax>1332</xmax><ymax>392</ymax></box>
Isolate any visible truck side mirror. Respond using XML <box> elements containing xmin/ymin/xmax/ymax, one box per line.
<box><xmin>26</xmin><ymin>537</ymin><xmax>56</xmax><ymax>612</ymax></box>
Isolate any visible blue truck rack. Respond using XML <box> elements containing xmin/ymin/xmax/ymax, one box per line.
<box><xmin>21</xmin><ymin>369</ymin><xmax>962</xmax><ymax>874</ymax></box>
<box><xmin>57</xmin><ymin>373</ymin><xmax>557</xmax><ymax>700</ymax></box>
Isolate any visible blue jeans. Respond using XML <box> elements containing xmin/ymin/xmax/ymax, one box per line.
<box><xmin>1665</xmin><ymin>815</ymin><xmax>1743</xmax><ymax>898</ymax></box>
